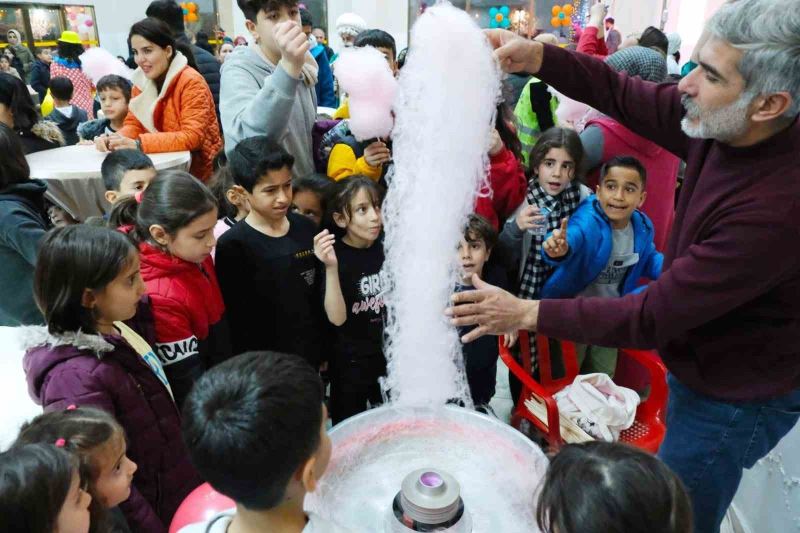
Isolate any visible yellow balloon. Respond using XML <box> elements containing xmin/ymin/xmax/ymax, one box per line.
<box><xmin>551</xmin><ymin>16</ymin><xmax>561</xmax><ymax>27</ymax></box>
<box><xmin>564</xmin><ymin>5</ymin><xmax>574</xmax><ymax>15</ymax></box>
<box><xmin>552</xmin><ymin>6</ymin><xmax>561</xmax><ymax>16</ymax></box>
<box><xmin>187</xmin><ymin>12</ymin><xmax>199</xmax><ymax>22</ymax></box>
<box><xmin>564</xmin><ymin>16</ymin><xmax>572</xmax><ymax>25</ymax></box>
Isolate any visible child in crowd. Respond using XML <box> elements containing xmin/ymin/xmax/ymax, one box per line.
<box><xmin>216</xmin><ymin>137</ymin><xmax>326</xmax><ymax>367</ymax></box>
<box><xmin>221</xmin><ymin>0</ymin><xmax>317</xmax><ymax>177</ymax></box>
<box><xmin>100</xmin><ymin>149</ymin><xmax>156</xmax><ymax>205</ymax></box>
<box><xmin>456</xmin><ymin>214</ymin><xmax>514</xmax><ymax>412</ymax></box>
<box><xmin>47</xmin><ymin>76</ymin><xmax>88</xmax><ymax>146</ymax></box>
<box><xmin>536</xmin><ymin>442</ymin><xmax>691</xmax><ymax>533</ymax></box>
<box><xmin>0</xmin><ymin>443</ymin><xmax>91</xmax><ymax>533</ymax></box>
<box><xmin>499</xmin><ymin>127</ymin><xmax>590</xmax><ymax>399</ymax></box>
<box><xmin>30</xmin><ymin>47</ymin><xmax>52</xmax><ymax>103</ymax></box>
<box><xmin>15</xmin><ymin>407</ymin><xmax>138</xmax><ymax>533</ymax></box>
<box><xmin>475</xmin><ymin>103</ymin><xmax>527</xmax><ymax>230</ymax></box>
<box><xmin>21</xmin><ymin>224</ymin><xmax>201</xmax><ymax>532</ymax></box>
<box><xmin>314</xmin><ymin>176</ymin><xmax>386</xmax><ymax>424</ymax></box>
<box><xmin>180</xmin><ymin>351</ymin><xmax>350</xmax><ymax>533</ymax></box>
<box><xmin>541</xmin><ymin>156</ymin><xmax>662</xmax><ymax>376</ymax></box>
<box><xmin>210</xmin><ymin>164</ymin><xmax>250</xmax><ymax>245</ymax></box>
<box><xmin>79</xmin><ymin>75</ymin><xmax>132</xmax><ymax>142</ymax></box>
<box><xmin>292</xmin><ymin>174</ymin><xmax>333</xmax><ymax>227</ymax></box>
<box><xmin>110</xmin><ymin>171</ymin><xmax>231</xmax><ymax>407</ymax></box>
<box><xmin>326</xmin><ymin>29</ymin><xmax>397</xmax><ymax>182</ymax></box>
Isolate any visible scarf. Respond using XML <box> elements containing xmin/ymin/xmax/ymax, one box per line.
<box><xmin>518</xmin><ymin>181</ymin><xmax>582</xmax><ymax>301</ymax></box>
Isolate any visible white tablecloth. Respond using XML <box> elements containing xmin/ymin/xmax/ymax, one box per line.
<box><xmin>26</xmin><ymin>145</ymin><xmax>191</xmax><ymax>221</ymax></box>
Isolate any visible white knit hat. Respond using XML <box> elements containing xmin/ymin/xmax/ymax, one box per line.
<box><xmin>667</xmin><ymin>33</ymin><xmax>682</xmax><ymax>56</ymax></box>
<box><xmin>336</xmin><ymin>12</ymin><xmax>367</xmax><ymax>38</ymax></box>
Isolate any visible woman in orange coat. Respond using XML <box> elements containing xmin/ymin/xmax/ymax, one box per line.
<box><xmin>97</xmin><ymin>18</ymin><xmax>221</xmax><ymax>181</ymax></box>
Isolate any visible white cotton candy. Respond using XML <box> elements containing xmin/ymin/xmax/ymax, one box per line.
<box><xmin>382</xmin><ymin>1</ymin><xmax>501</xmax><ymax>407</ymax></box>
<box><xmin>334</xmin><ymin>46</ymin><xmax>398</xmax><ymax>141</ymax></box>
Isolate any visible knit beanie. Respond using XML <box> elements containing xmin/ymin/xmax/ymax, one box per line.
<box><xmin>335</xmin><ymin>13</ymin><xmax>367</xmax><ymax>38</ymax></box>
<box><xmin>606</xmin><ymin>46</ymin><xmax>667</xmax><ymax>83</ymax></box>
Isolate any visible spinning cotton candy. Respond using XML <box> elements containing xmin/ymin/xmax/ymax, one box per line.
<box><xmin>334</xmin><ymin>46</ymin><xmax>398</xmax><ymax>141</ymax></box>
<box><xmin>79</xmin><ymin>47</ymin><xmax>134</xmax><ymax>85</ymax></box>
<box><xmin>382</xmin><ymin>2</ymin><xmax>501</xmax><ymax>406</ymax></box>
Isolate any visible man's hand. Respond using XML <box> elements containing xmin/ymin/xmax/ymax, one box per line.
<box><xmin>447</xmin><ymin>274</ymin><xmax>540</xmax><ymax>342</ymax></box>
<box><xmin>484</xmin><ymin>29</ymin><xmax>544</xmax><ymax>74</ymax></box>
<box><xmin>363</xmin><ymin>141</ymin><xmax>391</xmax><ymax>167</ymax></box>
<box><xmin>274</xmin><ymin>21</ymin><xmax>310</xmax><ymax>78</ymax></box>
<box><xmin>543</xmin><ymin>217</ymin><xmax>569</xmax><ymax>258</ymax></box>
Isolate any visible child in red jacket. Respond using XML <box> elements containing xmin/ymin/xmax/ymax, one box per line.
<box><xmin>110</xmin><ymin>170</ymin><xmax>231</xmax><ymax>408</ymax></box>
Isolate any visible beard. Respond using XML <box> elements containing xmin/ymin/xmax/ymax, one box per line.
<box><xmin>681</xmin><ymin>92</ymin><xmax>754</xmax><ymax>143</ymax></box>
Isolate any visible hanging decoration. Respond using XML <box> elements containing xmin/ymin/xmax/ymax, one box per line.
<box><xmin>64</xmin><ymin>7</ymin><xmax>95</xmax><ymax>40</ymax></box>
<box><xmin>550</xmin><ymin>3</ymin><xmax>574</xmax><ymax>28</ymax></box>
<box><xmin>180</xmin><ymin>2</ymin><xmax>199</xmax><ymax>24</ymax></box>
<box><xmin>489</xmin><ymin>6</ymin><xmax>511</xmax><ymax>29</ymax></box>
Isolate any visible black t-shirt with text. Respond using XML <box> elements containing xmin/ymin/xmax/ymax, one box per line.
<box><xmin>215</xmin><ymin>212</ymin><xmax>326</xmax><ymax>366</ymax></box>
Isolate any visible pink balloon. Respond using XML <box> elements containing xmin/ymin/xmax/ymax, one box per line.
<box><xmin>68</xmin><ymin>12</ymin><xmax>77</xmax><ymax>20</ymax></box>
<box><xmin>85</xmin><ymin>19</ymin><xmax>93</xmax><ymax>27</ymax></box>
<box><xmin>168</xmin><ymin>483</ymin><xmax>234</xmax><ymax>533</ymax></box>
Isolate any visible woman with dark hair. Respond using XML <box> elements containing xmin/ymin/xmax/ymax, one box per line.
<box><xmin>50</xmin><ymin>31</ymin><xmax>94</xmax><ymax>118</ymax></box>
<box><xmin>0</xmin><ymin>123</ymin><xmax>50</xmax><ymax>326</ymax></box>
<box><xmin>98</xmin><ymin>18</ymin><xmax>220</xmax><ymax>182</ymax></box>
<box><xmin>0</xmin><ymin>72</ymin><xmax>64</xmax><ymax>153</ymax></box>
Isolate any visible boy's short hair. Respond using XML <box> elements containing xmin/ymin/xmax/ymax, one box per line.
<box><xmin>464</xmin><ymin>214</ymin><xmax>498</xmax><ymax>250</ymax></box>
<box><xmin>100</xmin><ymin>149</ymin><xmax>155</xmax><ymax>191</ymax></box>
<box><xmin>228</xmin><ymin>136</ymin><xmax>295</xmax><ymax>193</ymax></box>
<box><xmin>600</xmin><ymin>155</ymin><xmax>648</xmax><ymax>188</ymax></box>
<box><xmin>354</xmin><ymin>29</ymin><xmax>397</xmax><ymax>61</ymax></box>
<box><xmin>236</xmin><ymin>0</ymin><xmax>298</xmax><ymax>22</ymax></box>
<box><xmin>145</xmin><ymin>0</ymin><xmax>185</xmax><ymax>33</ymax></box>
<box><xmin>33</xmin><ymin>47</ymin><xmax>49</xmax><ymax>57</ymax></box>
<box><xmin>96</xmin><ymin>74</ymin><xmax>132</xmax><ymax>102</ymax></box>
<box><xmin>300</xmin><ymin>8</ymin><xmax>313</xmax><ymax>28</ymax></box>
<box><xmin>49</xmin><ymin>76</ymin><xmax>73</xmax><ymax>101</ymax></box>
<box><xmin>182</xmin><ymin>351</ymin><xmax>324</xmax><ymax>510</ymax></box>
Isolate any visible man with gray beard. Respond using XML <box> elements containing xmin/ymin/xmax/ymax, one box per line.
<box><xmin>449</xmin><ymin>1</ymin><xmax>800</xmax><ymax>531</ymax></box>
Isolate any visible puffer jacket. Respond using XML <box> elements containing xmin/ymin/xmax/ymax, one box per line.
<box><xmin>118</xmin><ymin>52</ymin><xmax>221</xmax><ymax>181</ymax></box>
<box><xmin>139</xmin><ymin>242</ymin><xmax>231</xmax><ymax>408</ymax></box>
<box><xmin>21</xmin><ymin>311</ymin><xmax>201</xmax><ymax>533</ymax></box>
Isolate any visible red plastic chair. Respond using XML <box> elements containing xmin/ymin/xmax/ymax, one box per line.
<box><xmin>499</xmin><ymin>331</ymin><xmax>668</xmax><ymax>453</ymax></box>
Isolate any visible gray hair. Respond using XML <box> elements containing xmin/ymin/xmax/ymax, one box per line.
<box><xmin>708</xmin><ymin>0</ymin><xmax>800</xmax><ymax>118</ymax></box>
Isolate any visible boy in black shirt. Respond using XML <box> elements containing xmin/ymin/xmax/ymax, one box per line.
<box><xmin>215</xmin><ymin>136</ymin><xmax>325</xmax><ymax>367</ymax></box>
<box><xmin>314</xmin><ymin>177</ymin><xmax>386</xmax><ymax>424</ymax></box>
<box><xmin>456</xmin><ymin>214</ymin><xmax>514</xmax><ymax>411</ymax></box>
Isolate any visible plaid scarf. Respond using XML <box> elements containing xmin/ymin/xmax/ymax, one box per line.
<box><xmin>518</xmin><ymin>181</ymin><xmax>583</xmax><ymax>301</ymax></box>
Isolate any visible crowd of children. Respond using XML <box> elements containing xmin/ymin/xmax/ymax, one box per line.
<box><xmin>0</xmin><ymin>0</ymin><xmax>702</xmax><ymax>532</ymax></box>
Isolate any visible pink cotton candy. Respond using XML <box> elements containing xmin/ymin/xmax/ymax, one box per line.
<box><xmin>79</xmin><ymin>47</ymin><xmax>134</xmax><ymax>85</ymax></box>
<box><xmin>334</xmin><ymin>46</ymin><xmax>398</xmax><ymax>141</ymax></box>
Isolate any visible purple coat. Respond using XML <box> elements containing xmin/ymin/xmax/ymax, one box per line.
<box><xmin>21</xmin><ymin>321</ymin><xmax>201</xmax><ymax>533</ymax></box>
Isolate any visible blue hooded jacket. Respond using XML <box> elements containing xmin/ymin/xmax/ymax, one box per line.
<box><xmin>541</xmin><ymin>195</ymin><xmax>662</xmax><ymax>299</ymax></box>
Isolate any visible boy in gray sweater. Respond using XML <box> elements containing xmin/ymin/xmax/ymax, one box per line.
<box><xmin>220</xmin><ymin>0</ymin><xmax>318</xmax><ymax>178</ymax></box>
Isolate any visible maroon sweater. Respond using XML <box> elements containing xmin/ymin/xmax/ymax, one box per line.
<box><xmin>537</xmin><ymin>44</ymin><xmax>800</xmax><ymax>401</ymax></box>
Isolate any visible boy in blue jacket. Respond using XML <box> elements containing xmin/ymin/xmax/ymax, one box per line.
<box><xmin>541</xmin><ymin>155</ymin><xmax>663</xmax><ymax>376</ymax></box>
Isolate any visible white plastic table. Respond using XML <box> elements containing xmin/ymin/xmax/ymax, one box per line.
<box><xmin>26</xmin><ymin>145</ymin><xmax>191</xmax><ymax>221</ymax></box>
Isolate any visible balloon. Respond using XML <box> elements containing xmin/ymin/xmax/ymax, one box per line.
<box><xmin>502</xmin><ymin>18</ymin><xmax>510</xmax><ymax>28</ymax></box>
<box><xmin>495</xmin><ymin>13</ymin><xmax>504</xmax><ymax>22</ymax></box>
<box><xmin>490</xmin><ymin>19</ymin><xmax>499</xmax><ymax>28</ymax></box>
<box><xmin>551</xmin><ymin>16</ymin><xmax>561</xmax><ymax>27</ymax></box>
<box><xmin>489</xmin><ymin>7</ymin><xmax>498</xmax><ymax>17</ymax></box>
<box><xmin>188</xmin><ymin>2</ymin><xmax>198</xmax><ymax>12</ymax></box>
<box><xmin>168</xmin><ymin>484</ymin><xmax>235</xmax><ymax>533</ymax></box>
<box><xmin>68</xmin><ymin>12</ymin><xmax>77</xmax><ymax>20</ymax></box>
<box><xmin>500</xmin><ymin>6</ymin><xmax>510</xmax><ymax>16</ymax></box>
<box><xmin>552</xmin><ymin>6</ymin><xmax>561</xmax><ymax>16</ymax></box>
<box><xmin>183</xmin><ymin>8</ymin><xmax>188</xmax><ymax>15</ymax></box>
<box><xmin>85</xmin><ymin>19</ymin><xmax>94</xmax><ymax>27</ymax></box>
<box><xmin>564</xmin><ymin>4</ymin><xmax>574</xmax><ymax>15</ymax></box>
<box><xmin>187</xmin><ymin>12</ymin><xmax>199</xmax><ymax>23</ymax></box>
<box><xmin>558</xmin><ymin>11</ymin><xmax>566</xmax><ymax>19</ymax></box>
<box><xmin>564</xmin><ymin>16</ymin><xmax>572</xmax><ymax>25</ymax></box>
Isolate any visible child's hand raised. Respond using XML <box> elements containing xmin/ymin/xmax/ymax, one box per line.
<box><xmin>274</xmin><ymin>21</ymin><xmax>310</xmax><ymax>78</ymax></box>
<box><xmin>543</xmin><ymin>217</ymin><xmax>569</xmax><ymax>258</ymax></box>
<box><xmin>364</xmin><ymin>141</ymin><xmax>391</xmax><ymax>167</ymax></box>
<box><xmin>314</xmin><ymin>230</ymin><xmax>338</xmax><ymax>268</ymax></box>
<box><xmin>515</xmin><ymin>204</ymin><xmax>544</xmax><ymax>231</ymax></box>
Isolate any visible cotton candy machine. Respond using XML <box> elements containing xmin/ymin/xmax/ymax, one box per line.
<box><xmin>305</xmin><ymin>405</ymin><xmax>547</xmax><ymax>532</ymax></box>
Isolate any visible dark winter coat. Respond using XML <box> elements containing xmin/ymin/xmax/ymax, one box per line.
<box><xmin>21</xmin><ymin>313</ymin><xmax>202</xmax><ymax>533</ymax></box>
<box><xmin>46</xmin><ymin>105</ymin><xmax>88</xmax><ymax>146</ymax></box>
<box><xmin>18</xmin><ymin>120</ymin><xmax>64</xmax><ymax>154</ymax></box>
<box><xmin>0</xmin><ymin>179</ymin><xmax>48</xmax><ymax>326</ymax></box>
<box><xmin>30</xmin><ymin>59</ymin><xmax>51</xmax><ymax>103</ymax></box>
